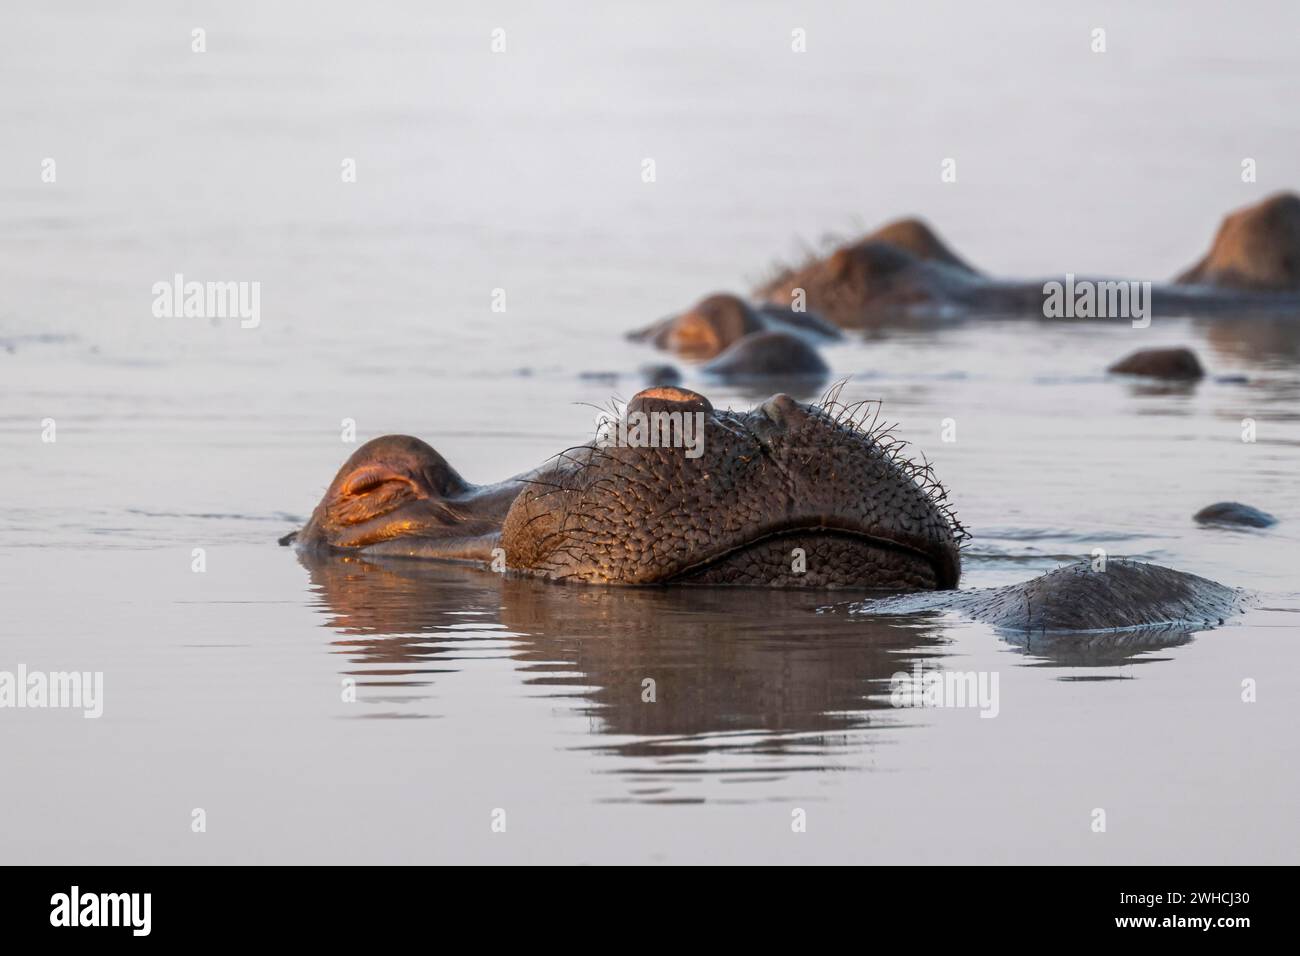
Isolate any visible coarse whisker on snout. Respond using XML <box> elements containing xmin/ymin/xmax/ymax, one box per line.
<box><xmin>575</xmin><ymin>397</ymin><xmax>627</xmax><ymax>416</ymax></box>
<box><xmin>516</xmin><ymin>477</ymin><xmax>571</xmax><ymax>494</ymax></box>
<box><xmin>818</xmin><ymin>378</ymin><xmax>851</xmax><ymax>410</ymax></box>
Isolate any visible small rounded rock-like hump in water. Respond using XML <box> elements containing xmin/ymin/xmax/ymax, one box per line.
<box><xmin>1107</xmin><ymin>347</ymin><xmax>1205</xmax><ymax>380</ymax></box>
<box><xmin>701</xmin><ymin>330</ymin><xmax>829</xmax><ymax>380</ymax></box>
<box><xmin>1194</xmin><ymin>501</ymin><xmax>1278</xmax><ymax>528</ymax></box>
<box><xmin>855</xmin><ymin>560</ymin><xmax>1244</xmax><ymax>633</ymax></box>
<box><xmin>1176</xmin><ymin>192</ymin><xmax>1300</xmax><ymax>292</ymax></box>
<box><xmin>964</xmin><ymin>561</ymin><xmax>1242</xmax><ymax>632</ymax></box>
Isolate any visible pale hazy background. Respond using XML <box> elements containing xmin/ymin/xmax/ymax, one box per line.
<box><xmin>2</xmin><ymin>1</ymin><xmax>1298</xmax><ymax>864</ymax></box>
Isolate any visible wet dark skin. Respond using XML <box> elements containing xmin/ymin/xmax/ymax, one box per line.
<box><xmin>287</xmin><ymin>387</ymin><xmax>1245</xmax><ymax>632</ymax></box>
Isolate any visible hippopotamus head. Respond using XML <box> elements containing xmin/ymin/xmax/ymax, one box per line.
<box><xmin>292</xmin><ymin>387</ymin><xmax>964</xmax><ymax>590</ymax></box>
<box><xmin>1177</xmin><ymin>192</ymin><xmax>1300</xmax><ymax>292</ymax></box>
<box><xmin>291</xmin><ymin>435</ymin><xmax>500</xmax><ymax>556</ymax></box>
<box><xmin>628</xmin><ymin>292</ymin><xmax>841</xmax><ymax>360</ymax></box>
<box><xmin>650</xmin><ymin>293</ymin><xmax>765</xmax><ymax>359</ymax></box>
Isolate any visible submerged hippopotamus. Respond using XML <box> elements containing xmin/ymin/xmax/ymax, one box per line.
<box><xmin>1108</xmin><ymin>347</ymin><xmax>1205</xmax><ymax>380</ymax></box>
<box><xmin>1194</xmin><ymin>501</ymin><xmax>1277</xmax><ymax>528</ymax></box>
<box><xmin>284</xmin><ymin>388</ymin><xmax>1243</xmax><ymax>632</ymax></box>
<box><xmin>628</xmin><ymin>292</ymin><xmax>841</xmax><ymax>360</ymax></box>
<box><xmin>700</xmin><ymin>330</ymin><xmax>829</xmax><ymax>382</ymax></box>
<box><xmin>855</xmin><ymin>560</ymin><xmax>1240</xmax><ymax>632</ymax></box>
<box><xmin>752</xmin><ymin>195</ymin><xmax>1300</xmax><ymax>327</ymax></box>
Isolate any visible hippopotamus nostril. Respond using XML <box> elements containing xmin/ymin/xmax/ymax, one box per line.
<box><xmin>627</xmin><ymin>386</ymin><xmax>714</xmax><ymax>416</ymax></box>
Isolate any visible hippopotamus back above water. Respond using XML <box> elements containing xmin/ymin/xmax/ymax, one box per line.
<box><xmin>285</xmin><ymin>388</ymin><xmax>1244</xmax><ymax>633</ymax></box>
<box><xmin>748</xmin><ymin>195</ymin><xmax>1300</xmax><ymax>327</ymax></box>
<box><xmin>854</xmin><ymin>560</ymin><xmax>1243</xmax><ymax>633</ymax></box>
<box><xmin>701</xmin><ymin>330</ymin><xmax>829</xmax><ymax>381</ymax></box>
<box><xmin>861</xmin><ymin>217</ymin><xmax>979</xmax><ymax>274</ymax></box>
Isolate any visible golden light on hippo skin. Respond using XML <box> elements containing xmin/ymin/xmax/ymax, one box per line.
<box><xmin>339</xmin><ymin>464</ymin><xmax>425</xmax><ymax>499</ymax></box>
<box><xmin>293</xmin><ymin>391</ymin><xmax>966</xmax><ymax>591</ymax></box>
<box><xmin>335</xmin><ymin>518</ymin><xmax>424</xmax><ymax>549</ymax></box>
<box><xmin>662</xmin><ymin>294</ymin><xmax>764</xmax><ymax>360</ymax></box>
<box><xmin>626</xmin><ymin>386</ymin><xmax>714</xmax><ymax>416</ymax></box>
<box><xmin>329</xmin><ymin>471</ymin><xmax>424</xmax><ymax>530</ymax></box>
<box><xmin>664</xmin><ymin>313</ymin><xmax>724</xmax><ymax>359</ymax></box>
<box><xmin>1176</xmin><ymin>192</ymin><xmax>1300</xmax><ymax>292</ymax></box>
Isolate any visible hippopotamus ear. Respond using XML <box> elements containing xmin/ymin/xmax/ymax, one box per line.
<box><xmin>327</xmin><ymin>436</ymin><xmax>470</xmax><ymax>501</ymax></box>
<box><xmin>290</xmin><ymin>435</ymin><xmax>475</xmax><ymax>549</ymax></box>
<box><xmin>326</xmin><ymin>462</ymin><xmax>431</xmax><ymax>530</ymax></box>
<box><xmin>339</xmin><ymin>463</ymin><xmax>422</xmax><ymax>498</ymax></box>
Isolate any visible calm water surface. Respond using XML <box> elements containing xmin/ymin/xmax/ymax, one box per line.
<box><xmin>2</xmin><ymin>1</ymin><xmax>1299</xmax><ymax>864</ymax></box>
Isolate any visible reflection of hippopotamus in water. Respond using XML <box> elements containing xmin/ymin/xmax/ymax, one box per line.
<box><xmin>300</xmin><ymin>553</ymin><xmax>1195</xmax><ymax>776</ymax></box>
<box><xmin>303</xmin><ymin>556</ymin><xmax>956</xmax><ymax>751</ymax></box>
<box><xmin>283</xmin><ymin>387</ymin><xmax>1245</xmax><ymax>633</ymax></box>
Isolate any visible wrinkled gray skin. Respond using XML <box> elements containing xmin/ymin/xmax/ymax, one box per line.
<box><xmin>286</xmin><ymin>388</ymin><xmax>1242</xmax><ymax>632</ymax></box>
<box><xmin>756</xmin><ymin>195</ymin><xmax>1300</xmax><ymax>328</ymax></box>
<box><xmin>701</xmin><ymin>330</ymin><xmax>828</xmax><ymax>382</ymax></box>
<box><xmin>853</xmin><ymin>560</ymin><xmax>1244</xmax><ymax>634</ymax></box>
